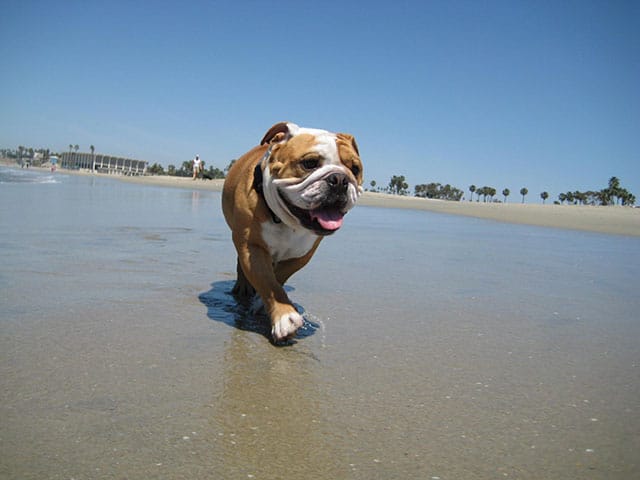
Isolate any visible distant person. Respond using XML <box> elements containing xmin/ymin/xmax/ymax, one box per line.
<box><xmin>192</xmin><ymin>155</ymin><xmax>202</xmax><ymax>180</ymax></box>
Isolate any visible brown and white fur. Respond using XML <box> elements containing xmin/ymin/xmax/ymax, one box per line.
<box><xmin>222</xmin><ymin>122</ymin><xmax>363</xmax><ymax>342</ymax></box>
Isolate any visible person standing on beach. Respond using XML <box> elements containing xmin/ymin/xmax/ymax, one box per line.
<box><xmin>192</xmin><ymin>155</ymin><xmax>202</xmax><ymax>180</ymax></box>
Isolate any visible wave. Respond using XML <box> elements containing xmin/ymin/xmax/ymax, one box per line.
<box><xmin>0</xmin><ymin>166</ymin><xmax>65</xmax><ymax>184</ymax></box>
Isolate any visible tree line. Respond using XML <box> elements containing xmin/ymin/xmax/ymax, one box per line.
<box><xmin>3</xmin><ymin>145</ymin><xmax>635</xmax><ymax>206</ymax></box>
<box><xmin>147</xmin><ymin>160</ymin><xmax>225</xmax><ymax>179</ymax></box>
<box><xmin>2</xmin><ymin>147</ymin><xmax>53</xmax><ymax>165</ymax></box>
<box><xmin>371</xmin><ymin>175</ymin><xmax>635</xmax><ymax>206</ymax></box>
<box><xmin>556</xmin><ymin>177</ymin><xmax>635</xmax><ymax>206</ymax></box>
<box><xmin>149</xmin><ymin>158</ymin><xmax>235</xmax><ymax>179</ymax></box>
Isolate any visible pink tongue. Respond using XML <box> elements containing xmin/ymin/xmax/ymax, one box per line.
<box><xmin>311</xmin><ymin>209</ymin><xmax>344</xmax><ymax>230</ymax></box>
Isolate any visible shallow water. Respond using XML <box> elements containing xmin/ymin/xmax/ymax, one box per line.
<box><xmin>1</xmin><ymin>166</ymin><xmax>639</xmax><ymax>479</ymax></box>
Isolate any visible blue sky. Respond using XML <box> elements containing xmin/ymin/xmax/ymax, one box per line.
<box><xmin>2</xmin><ymin>0</ymin><xmax>638</xmax><ymax>202</ymax></box>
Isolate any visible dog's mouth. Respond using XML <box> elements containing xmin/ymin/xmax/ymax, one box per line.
<box><xmin>278</xmin><ymin>191</ymin><xmax>346</xmax><ymax>236</ymax></box>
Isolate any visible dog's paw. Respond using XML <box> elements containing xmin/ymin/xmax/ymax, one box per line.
<box><xmin>271</xmin><ymin>311</ymin><xmax>304</xmax><ymax>342</ymax></box>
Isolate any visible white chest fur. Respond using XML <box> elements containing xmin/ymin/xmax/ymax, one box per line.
<box><xmin>261</xmin><ymin>221</ymin><xmax>318</xmax><ymax>263</ymax></box>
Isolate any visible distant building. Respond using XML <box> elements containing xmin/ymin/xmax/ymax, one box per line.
<box><xmin>59</xmin><ymin>152</ymin><xmax>147</xmax><ymax>176</ymax></box>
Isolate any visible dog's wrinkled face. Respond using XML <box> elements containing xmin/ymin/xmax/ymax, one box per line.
<box><xmin>261</xmin><ymin>123</ymin><xmax>363</xmax><ymax>235</ymax></box>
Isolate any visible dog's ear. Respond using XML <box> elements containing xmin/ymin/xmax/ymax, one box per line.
<box><xmin>261</xmin><ymin>122</ymin><xmax>291</xmax><ymax>145</ymax></box>
<box><xmin>337</xmin><ymin>133</ymin><xmax>360</xmax><ymax>156</ymax></box>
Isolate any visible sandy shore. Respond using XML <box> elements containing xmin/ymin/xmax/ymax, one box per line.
<box><xmin>3</xmin><ymin>161</ymin><xmax>639</xmax><ymax>236</ymax></box>
<box><xmin>118</xmin><ymin>173</ymin><xmax>640</xmax><ymax>237</ymax></box>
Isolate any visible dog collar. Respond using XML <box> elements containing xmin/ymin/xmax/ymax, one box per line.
<box><xmin>252</xmin><ymin>153</ymin><xmax>281</xmax><ymax>224</ymax></box>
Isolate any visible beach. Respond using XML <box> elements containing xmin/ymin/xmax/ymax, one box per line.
<box><xmin>2</xmin><ymin>160</ymin><xmax>639</xmax><ymax>236</ymax></box>
<box><xmin>120</xmin><ymin>172</ymin><xmax>639</xmax><ymax>237</ymax></box>
<box><xmin>1</xmin><ymin>165</ymin><xmax>639</xmax><ymax>479</ymax></box>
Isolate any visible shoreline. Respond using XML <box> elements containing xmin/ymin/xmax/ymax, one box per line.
<box><xmin>3</xmin><ymin>161</ymin><xmax>639</xmax><ymax>236</ymax></box>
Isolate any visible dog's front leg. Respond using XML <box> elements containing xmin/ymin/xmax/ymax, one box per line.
<box><xmin>237</xmin><ymin>243</ymin><xmax>304</xmax><ymax>342</ymax></box>
<box><xmin>274</xmin><ymin>239</ymin><xmax>322</xmax><ymax>286</ymax></box>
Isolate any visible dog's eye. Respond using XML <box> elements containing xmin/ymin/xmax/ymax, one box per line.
<box><xmin>351</xmin><ymin>165</ymin><xmax>361</xmax><ymax>177</ymax></box>
<box><xmin>301</xmin><ymin>158</ymin><xmax>320</xmax><ymax>170</ymax></box>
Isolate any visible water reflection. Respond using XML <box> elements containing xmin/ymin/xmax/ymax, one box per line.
<box><xmin>199</xmin><ymin>282</ymin><xmax>343</xmax><ymax>478</ymax></box>
<box><xmin>191</xmin><ymin>190</ymin><xmax>200</xmax><ymax>212</ymax></box>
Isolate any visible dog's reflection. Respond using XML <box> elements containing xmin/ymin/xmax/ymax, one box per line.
<box><xmin>198</xmin><ymin>282</ymin><xmax>344</xmax><ymax>476</ymax></box>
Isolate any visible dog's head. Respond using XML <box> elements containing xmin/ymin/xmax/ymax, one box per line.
<box><xmin>258</xmin><ymin>122</ymin><xmax>363</xmax><ymax>235</ymax></box>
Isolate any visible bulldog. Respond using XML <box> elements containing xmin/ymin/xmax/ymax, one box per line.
<box><xmin>222</xmin><ymin>122</ymin><xmax>363</xmax><ymax>342</ymax></box>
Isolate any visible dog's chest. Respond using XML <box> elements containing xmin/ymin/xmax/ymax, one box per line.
<box><xmin>260</xmin><ymin>221</ymin><xmax>317</xmax><ymax>263</ymax></box>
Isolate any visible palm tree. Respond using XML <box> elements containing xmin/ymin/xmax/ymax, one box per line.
<box><xmin>18</xmin><ymin>146</ymin><xmax>24</xmax><ymax>166</ymax></box>
<box><xmin>520</xmin><ymin>187</ymin><xmax>528</xmax><ymax>203</ymax></box>
<box><xmin>566</xmin><ymin>191</ymin><xmax>575</xmax><ymax>204</ymax></box>
<box><xmin>502</xmin><ymin>188</ymin><xmax>510</xmax><ymax>203</ymax></box>
<box><xmin>90</xmin><ymin>145</ymin><xmax>95</xmax><ymax>171</ymax></box>
<box><xmin>625</xmin><ymin>193</ymin><xmax>636</xmax><ymax>206</ymax></box>
<box><xmin>67</xmin><ymin>144</ymin><xmax>72</xmax><ymax>168</ymax></box>
<box><xmin>182</xmin><ymin>160</ymin><xmax>193</xmax><ymax>176</ymax></box>
<box><xmin>73</xmin><ymin>145</ymin><xmax>80</xmax><ymax>168</ymax></box>
<box><xmin>469</xmin><ymin>185</ymin><xmax>476</xmax><ymax>202</ymax></box>
<box><xmin>540</xmin><ymin>191</ymin><xmax>549</xmax><ymax>204</ymax></box>
<box><xmin>606</xmin><ymin>176</ymin><xmax>621</xmax><ymax>205</ymax></box>
<box><xmin>388</xmin><ymin>175</ymin><xmax>409</xmax><ymax>195</ymax></box>
<box><xmin>370</xmin><ymin>180</ymin><xmax>377</xmax><ymax>192</ymax></box>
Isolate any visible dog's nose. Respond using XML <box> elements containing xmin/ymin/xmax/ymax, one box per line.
<box><xmin>327</xmin><ymin>173</ymin><xmax>348</xmax><ymax>192</ymax></box>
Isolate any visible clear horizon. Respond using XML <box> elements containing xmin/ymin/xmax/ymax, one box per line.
<box><xmin>1</xmin><ymin>0</ymin><xmax>638</xmax><ymax>201</ymax></box>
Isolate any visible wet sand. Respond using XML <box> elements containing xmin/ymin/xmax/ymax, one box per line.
<box><xmin>2</xmin><ymin>167</ymin><xmax>639</xmax><ymax>479</ymax></box>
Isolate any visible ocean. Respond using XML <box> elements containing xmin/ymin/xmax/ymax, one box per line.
<box><xmin>1</xmin><ymin>165</ymin><xmax>639</xmax><ymax>479</ymax></box>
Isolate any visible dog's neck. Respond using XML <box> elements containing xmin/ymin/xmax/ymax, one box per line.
<box><xmin>252</xmin><ymin>161</ymin><xmax>281</xmax><ymax>224</ymax></box>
